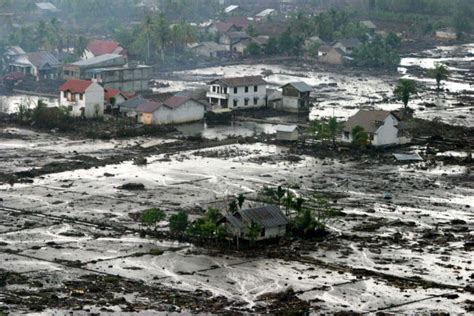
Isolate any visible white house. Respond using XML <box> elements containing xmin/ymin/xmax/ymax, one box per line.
<box><xmin>341</xmin><ymin>110</ymin><xmax>411</xmax><ymax>146</ymax></box>
<box><xmin>207</xmin><ymin>76</ymin><xmax>267</xmax><ymax>109</ymax></box>
<box><xmin>280</xmin><ymin>82</ymin><xmax>312</xmax><ymax>112</ymax></box>
<box><xmin>59</xmin><ymin>79</ymin><xmax>105</xmax><ymax>118</ymax></box>
<box><xmin>136</xmin><ymin>96</ymin><xmax>205</xmax><ymax>125</ymax></box>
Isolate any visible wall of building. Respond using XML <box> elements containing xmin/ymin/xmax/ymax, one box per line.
<box><xmin>228</xmin><ymin>84</ymin><xmax>267</xmax><ymax>109</ymax></box>
<box><xmin>152</xmin><ymin>101</ymin><xmax>205</xmax><ymax>125</ymax></box>
<box><xmin>276</xmin><ymin>130</ymin><xmax>298</xmax><ymax>141</ymax></box>
<box><xmin>373</xmin><ymin>115</ymin><xmax>399</xmax><ymax>146</ymax></box>
<box><xmin>84</xmin><ymin>83</ymin><xmax>105</xmax><ymax>118</ymax></box>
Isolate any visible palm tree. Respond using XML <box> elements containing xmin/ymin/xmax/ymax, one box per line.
<box><xmin>394</xmin><ymin>79</ymin><xmax>417</xmax><ymax>110</ymax></box>
<box><xmin>282</xmin><ymin>190</ymin><xmax>294</xmax><ymax>216</ymax></box>
<box><xmin>140</xmin><ymin>15</ymin><xmax>155</xmax><ymax>63</ymax></box>
<box><xmin>428</xmin><ymin>63</ymin><xmax>449</xmax><ymax>91</ymax></box>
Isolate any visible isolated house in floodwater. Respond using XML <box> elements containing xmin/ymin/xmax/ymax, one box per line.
<box><xmin>207</xmin><ymin>76</ymin><xmax>267</xmax><ymax>109</ymax></box>
<box><xmin>280</xmin><ymin>82</ymin><xmax>312</xmax><ymax>112</ymax></box>
<box><xmin>221</xmin><ymin>205</ymin><xmax>289</xmax><ymax>241</ymax></box>
<box><xmin>341</xmin><ymin>110</ymin><xmax>411</xmax><ymax>146</ymax></box>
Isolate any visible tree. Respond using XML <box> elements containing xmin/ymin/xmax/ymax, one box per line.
<box><xmin>386</xmin><ymin>32</ymin><xmax>401</xmax><ymax>48</ymax></box>
<box><xmin>394</xmin><ymin>79</ymin><xmax>417</xmax><ymax>110</ymax></box>
<box><xmin>169</xmin><ymin>211</ymin><xmax>188</xmax><ymax>233</ymax></box>
<box><xmin>237</xmin><ymin>194</ymin><xmax>246</xmax><ymax>209</ymax></box>
<box><xmin>428</xmin><ymin>63</ymin><xmax>448</xmax><ymax>91</ymax></box>
<box><xmin>246</xmin><ymin>221</ymin><xmax>262</xmax><ymax>244</ymax></box>
<box><xmin>351</xmin><ymin>126</ymin><xmax>369</xmax><ymax>146</ymax></box>
<box><xmin>140</xmin><ymin>208</ymin><xmax>165</xmax><ymax>230</ymax></box>
<box><xmin>282</xmin><ymin>190</ymin><xmax>294</xmax><ymax>216</ymax></box>
<box><xmin>327</xmin><ymin>117</ymin><xmax>342</xmax><ymax>148</ymax></box>
<box><xmin>245</xmin><ymin>42</ymin><xmax>261</xmax><ymax>56</ymax></box>
<box><xmin>309</xmin><ymin>120</ymin><xmax>330</xmax><ymax>143</ymax></box>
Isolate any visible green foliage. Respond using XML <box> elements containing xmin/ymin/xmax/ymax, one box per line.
<box><xmin>394</xmin><ymin>79</ymin><xmax>417</xmax><ymax>109</ymax></box>
<box><xmin>385</xmin><ymin>32</ymin><xmax>401</xmax><ymax>48</ymax></box>
<box><xmin>186</xmin><ymin>208</ymin><xmax>226</xmax><ymax>239</ymax></box>
<box><xmin>244</xmin><ymin>42</ymin><xmax>262</xmax><ymax>56</ymax></box>
<box><xmin>169</xmin><ymin>210</ymin><xmax>188</xmax><ymax>233</ymax></box>
<box><xmin>246</xmin><ymin>221</ymin><xmax>263</xmax><ymax>243</ymax></box>
<box><xmin>228</xmin><ymin>200</ymin><xmax>238</xmax><ymax>213</ymax></box>
<box><xmin>351</xmin><ymin>126</ymin><xmax>370</xmax><ymax>146</ymax></box>
<box><xmin>352</xmin><ymin>36</ymin><xmax>400</xmax><ymax>69</ymax></box>
<box><xmin>140</xmin><ymin>208</ymin><xmax>166</xmax><ymax>230</ymax></box>
<box><xmin>237</xmin><ymin>194</ymin><xmax>246</xmax><ymax>209</ymax></box>
<box><xmin>292</xmin><ymin>194</ymin><xmax>339</xmax><ymax>236</ymax></box>
<box><xmin>428</xmin><ymin>63</ymin><xmax>449</xmax><ymax>90</ymax></box>
<box><xmin>309</xmin><ymin>117</ymin><xmax>341</xmax><ymax>146</ymax></box>
<box><xmin>29</xmin><ymin>100</ymin><xmax>72</xmax><ymax>129</ymax></box>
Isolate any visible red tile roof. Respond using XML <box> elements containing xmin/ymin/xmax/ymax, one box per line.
<box><xmin>87</xmin><ymin>39</ymin><xmax>121</xmax><ymax>56</ymax></box>
<box><xmin>59</xmin><ymin>79</ymin><xmax>94</xmax><ymax>94</ymax></box>
<box><xmin>104</xmin><ymin>88</ymin><xmax>123</xmax><ymax>102</ymax></box>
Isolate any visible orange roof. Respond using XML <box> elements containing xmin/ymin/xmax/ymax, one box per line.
<box><xmin>59</xmin><ymin>79</ymin><xmax>94</xmax><ymax>93</ymax></box>
<box><xmin>87</xmin><ymin>39</ymin><xmax>121</xmax><ymax>56</ymax></box>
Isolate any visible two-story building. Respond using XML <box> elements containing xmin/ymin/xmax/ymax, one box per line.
<box><xmin>207</xmin><ymin>76</ymin><xmax>267</xmax><ymax>109</ymax></box>
<box><xmin>59</xmin><ymin>79</ymin><xmax>104</xmax><ymax>118</ymax></box>
<box><xmin>82</xmin><ymin>39</ymin><xmax>125</xmax><ymax>60</ymax></box>
<box><xmin>8</xmin><ymin>52</ymin><xmax>60</xmax><ymax>80</ymax></box>
<box><xmin>280</xmin><ymin>82</ymin><xmax>312</xmax><ymax>112</ymax></box>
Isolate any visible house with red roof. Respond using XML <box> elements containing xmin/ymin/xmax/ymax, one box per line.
<box><xmin>82</xmin><ymin>39</ymin><xmax>125</xmax><ymax>60</ymax></box>
<box><xmin>104</xmin><ymin>88</ymin><xmax>128</xmax><ymax>113</ymax></box>
<box><xmin>136</xmin><ymin>95</ymin><xmax>205</xmax><ymax>125</ymax></box>
<box><xmin>59</xmin><ymin>79</ymin><xmax>104</xmax><ymax>118</ymax></box>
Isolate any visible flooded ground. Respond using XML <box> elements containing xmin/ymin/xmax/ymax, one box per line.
<box><xmin>0</xmin><ymin>128</ymin><xmax>472</xmax><ymax>313</ymax></box>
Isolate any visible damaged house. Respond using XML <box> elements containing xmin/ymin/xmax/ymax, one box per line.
<box><xmin>7</xmin><ymin>52</ymin><xmax>60</xmax><ymax>80</ymax></box>
<box><xmin>220</xmin><ymin>205</ymin><xmax>289</xmax><ymax>241</ymax></box>
<box><xmin>341</xmin><ymin>110</ymin><xmax>411</xmax><ymax>146</ymax></box>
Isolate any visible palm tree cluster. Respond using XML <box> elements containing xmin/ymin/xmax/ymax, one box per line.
<box><xmin>309</xmin><ymin>117</ymin><xmax>342</xmax><ymax>148</ymax></box>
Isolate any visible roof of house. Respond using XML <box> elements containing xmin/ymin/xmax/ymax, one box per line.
<box><xmin>213</xmin><ymin>21</ymin><xmax>236</xmax><ymax>33</ymax></box>
<box><xmin>191</xmin><ymin>41</ymin><xmax>228</xmax><ymax>52</ymax></box>
<box><xmin>343</xmin><ymin>110</ymin><xmax>396</xmax><ymax>133</ymax></box>
<box><xmin>120</xmin><ymin>96</ymin><xmax>147</xmax><ymax>111</ymax></box>
<box><xmin>104</xmin><ymin>88</ymin><xmax>126</xmax><ymax>103</ymax></box>
<box><xmin>225</xmin><ymin>16</ymin><xmax>250</xmax><ymax>29</ymax></box>
<box><xmin>25</xmin><ymin>52</ymin><xmax>60</xmax><ymax>69</ymax></box>
<box><xmin>224</xmin><ymin>5</ymin><xmax>239</xmax><ymax>13</ymax></box>
<box><xmin>256</xmin><ymin>8</ymin><xmax>275</xmax><ymax>18</ymax></box>
<box><xmin>226</xmin><ymin>31</ymin><xmax>250</xmax><ymax>41</ymax></box>
<box><xmin>145</xmin><ymin>92</ymin><xmax>175</xmax><ymax>103</ymax></box>
<box><xmin>361</xmin><ymin>20</ymin><xmax>376</xmax><ymax>29</ymax></box>
<box><xmin>253</xmin><ymin>35</ymin><xmax>270</xmax><ymax>46</ymax></box>
<box><xmin>275</xmin><ymin>124</ymin><xmax>298</xmax><ymax>133</ymax></box>
<box><xmin>36</xmin><ymin>2</ymin><xmax>58</xmax><ymax>11</ymax></box>
<box><xmin>6</xmin><ymin>46</ymin><xmax>25</xmax><ymax>55</ymax></box>
<box><xmin>59</xmin><ymin>79</ymin><xmax>94</xmax><ymax>93</ymax></box>
<box><xmin>240</xmin><ymin>205</ymin><xmax>289</xmax><ymax>228</ymax></box>
<box><xmin>210</xmin><ymin>76</ymin><xmax>267</xmax><ymax>87</ymax></box>
<box><xmin>162</xmin><ymin>96</ymin><xmax>191</xmax><ymax>108</ymax></box>
<box><xmin>318</xmin><ymin>45</ymin><xmax>333</xmax><ymax>53</ymax></box>
<box><xmin>136</xmin><ymin>101</ymin><xmax>162</xmax><ymax>113</ymax></box>
<box><xmin>282</xmin><ymin>82</ymin><xmax>312</xmax><ymax>92</ymax></box>
<box><xmin>334</xmin><ymin>38</ymin><xmax>362</xmax><ymax>49</ymax></box>
<box><xmin>72</xmin><ymin>54</ymin><xmax>124</xmax><ymax>67</ymax></box>
<box><xmin>87</xmin><ymin>39</ymin><xmax>122</xmax><ymax>56</ymax></box>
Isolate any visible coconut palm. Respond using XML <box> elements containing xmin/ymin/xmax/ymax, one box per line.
<box><xmin>428</xmin><ymin>63</ymin><xmax>449</xmax><ymax>91</ymax></box>
<box><xmin>394</xmin><ymin>79</ymin><xmax>417</xmax><ymax>110</ymax></box>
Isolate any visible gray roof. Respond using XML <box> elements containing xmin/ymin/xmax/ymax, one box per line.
<box><xmin>120</xmin><ymin>96</ymin><xmax>147</xmax><ymax>111</ymax></box>
<box><xmin>72</xmin><ymin>54</ymin><xmax>123</xmax><ymax>67</ymax></box>
<box><xmin>361</xmin><ymin>20</ymin><xmax>376</xmax><ymax>29</ymax></box>
<box><xmin>240</xmin><ymin>205</ymin><xmax>288</xmax><ymax>228</ymax></box>
<box><xmin>393</xmin><ymin>153</ymin><xmax>423</xmax><ymax>162</ymax></box>
<box><xmin>25</xmin><ymin>52</ymin><xmax>59</xmax><ymax>69</ymax></box>
<box><xmin>210</xmin><ymin>76</ymin><xmax>267</xmax><ymax>87</ymax></box>
<box><xmin>282</xmin><ymin>82</ymin><xmax>312</xmax><ymax>92</ymax></box>
<box><xmin>334</xmin><ymin>38</ymin><xmax>362</xmax><ymax>49</ymax></box>
<box><xmin>275</xmin><ymin>124</ymin><xmax>298</xmax><ymax>133</ymax></box>
<box><xmin>36</xmin><ymin>2</ymin><xmax>58</xmax><ymax>11</ymax></box>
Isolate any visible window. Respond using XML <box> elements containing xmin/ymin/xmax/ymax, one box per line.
<box><xmin>260</xmin><ymin>228</ymin><xmax>265</xmax><ymax>237</ymax></box>
<box><xmin>223</xmin><ymin>87</ymin><xmax>227</xmax><ymax>94</ymax></box>
<box><xmin>233</xmin><ymin>100</ymin><xmax>238</xmax><ymax>107</ymax></box>
<box><xmin>245</xmin><ymin>86</ymin><xmax>249</xmax><ymax>93</ymax></box>
<box><xmin>234</xmin><ymin>87</ymin><xmax>238</xmax><ymax>94</ymax></box>
<box><xmin>79</xmin><ymin>94</ymin><xmax>83</xmax><ymax>100</ymax></box>
<box><xmin>254</xmin><ymin>85</ymin><xmax>258</xmax><ymax>92</ymax></box>
<box><xmin>63</xmin><ymin>91</ymin><xmax>67</xmax><ymax>99</ymax></box>
<box><xmin>244</xmin><ymin>98</ymin><xmax>249</xmax><ymax>106</ymax></box>
<box><xmin>212</xmin><ymin>86</ymin><xmax>216</xmax><ymax>92</ymax></box>
<box><xmin>253</xmin><ymin>97</ymin><xmax>258</xmax><ymax>105</ymax></box>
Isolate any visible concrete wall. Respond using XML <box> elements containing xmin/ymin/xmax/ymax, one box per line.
<box><xmin>277</xmin><ymin>130</ymin><xmax>298</xmax><ymax>141</ymax></box>
<box><xmin>152</xmin><ymin>100</ymin><xmax>205</xmax><ymax>125</ymax></box>
<box><xmin>228</xmin><ymin>84</ymin><xmax>267</xmax><ymax>109</ymax></box>
<box><xmin>84</xmin><ymin>83</ymin><xmax>104</xmax><ymax>118</ymax></box>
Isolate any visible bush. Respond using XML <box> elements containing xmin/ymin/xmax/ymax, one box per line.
<box><xmin>169</xmin><ymin>211</ymin><xmax>188</xmax><ymax>233</ymax></box>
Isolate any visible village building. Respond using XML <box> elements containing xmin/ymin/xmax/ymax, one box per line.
<box><xmin>219</xmin><ymin>32</ymin><xmax>250</xmax><ymax>53</ymax></box>
<box><xmin>223</xmin><ymin>5</ymin><xmax>246</xmax><ymax>16</ymax></box>
<box><xmin>2</xmin><ymin>46</ymin><xmax>25</xmax><ymax>70</ymax></box>
<box><xmin>63</xmin><ymin>54</ymin><xmax>152</xmax><ymax>93</ymax></box>
<box><xmin>280</xmin><ymin>82</ymin><xmax>312</xmax><ymax>112</ymax></box>
<box><xmin>318</xmin><ymin>45</ymin><xmax>344</xmax><ymax>65</ymax></box>
<box><xmin>82</xmin><ymin>39</ymin><xmax>125</xmax><ymax>60</ymax></box>
<box><xmin>341</xmin><ymin>110</ymin><xmax>411</xmax><ymax>146</ymax></box>
<box><xmin>220</xmin><ymin>205</ymin><xmax>289</xmax><ymax>241</ymax></box>
<box><xmin>7</xmin><ymin>52</ymin><xmax>60</xmax><ymax>80</ymax></box>
<box><xmin>207</xmin><ymin>76</ymin><xmax>267</xmax><ymax>109</ymax></box>
<box><xmin>255</xmin><ymin>8</ymin><xmax>277</xmax><ymax>21</ymax></box>
<box><xmin>119</xmin><ymin>95</ymin><xmax>148</xmax><ymax>118</ymax></box>
<box><xmin>435</xmin><ymin>28</ymin><xmax>457</xmax><ymax>40</ymax></box>
<box><xmin>104</xmin><ymin>88</ymin><xmax>128</xmax><ymax>113</ymax></box>
<box><xmin>59</xmin><ymin>79</ymin><xmax>105</xmax><ymax>118</ymax></box>
<box><xmin>35</xmin><ymin>2</ymin><xmax>59</xmax><ymax>15</ymax></box>
<box><xmin>275</xmin><ymin>125</ymin><xmax>299</xmax><ymax>141</ymax></box>
<box><xmin>189</xmin><ymin>42</ymin><xmax>229</xmax><ymax>58</ymax></box>
<box><xmin>206</xmin><ymin>21</ymin><xmax>239</xmax><ymax>36</ymax></box>
<box><xmin>332</xmin><ymin>38</ymin><xmax>362</xmax><ymax>55</ymax></box>
<box><xmin>360</xmin><ymin>20</ymin><xmax>377</xmax><ymax>32</ymax></box>
<box><xmin>136</xmin><ymin>96</ymin><xmax>205</xmax><ymax>125</ymax></box>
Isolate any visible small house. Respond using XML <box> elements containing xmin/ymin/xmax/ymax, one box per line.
<box><xmin>255</xmin><ymin>9</ymin><xmax>276</xmax><ymax>21</ymax></box>
<box><xmin>341</xmin><ymin>110</ymin><xmax>411</xmax><ymax>146</ymax></box>
<box><xmin>104</xmin><ymin>88</ymin><xmax>128</xmax><ymax>113</ymax></box>
<box><xmin>280</xmin><ymin>82</ymin><xmax>312</xmax><ymax>112</ymax></box>
<box><xmin>8</xmin><ymin>52</ymin><xmax>60</xmax><ymax>80</ymax></box>
<box><xmin>207</xmin><ymin>76</ymin><xmax>267</xmax><ymax>109</ymax></box>
<box><xmin>82</xmin><ymin>39</ymin><xmax>125</xmax><ymax>60</ymax></box>
<box><xmin>119</xmin><ymin>95</ymin><xmax>148</xmax><ymax>119</ymax></box>
<box><xmin>189</xmin><ymin>42</ymin><xmax>229</xmax><ymax>58</ymax></box>
<box><xmin>332</xmin><ymin>38</ymin><xmax>362</xmax><ymax>55</ymax></box>
<box><xmin>221</xmin><ymin>205</ymin><xmax>288</xmax><ymax>241</ymax></box>
<box><xmin>59</xmin><ymin>79</ymin><xmax>105</xmax><ymax>118</ymax></box>
<box><xmin>275</xmin><ymin>125</ymin><xmax>299</xmax><ymax>141</ymax></box>
<box><xmin>2</xmin><ymin>46</ymin><xmax>25</xmax><ymax>70</ymax></box>
<box><xmin>136</xmin><ymin>96</ymin><xmax>205</xmax><ymax>125</ymax></box>
<box><xmin>318</xmin><ymin>45</ymin><xmax>344</xmax><ymax>65</ymax></box>
<box><xmin>435</xmin><ymin>28</ymin><xmax>457</xmax><ymax>40</ymax></box>
<box><xmin>360</xmin><ymin>20</ymin><xmax>377</xmax><ymax>32</ymax></box>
